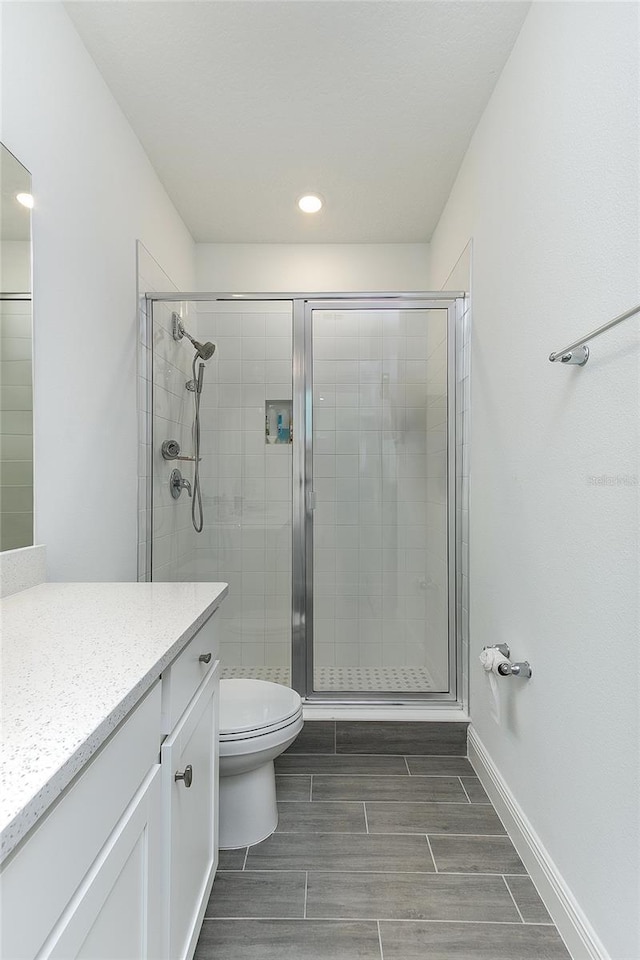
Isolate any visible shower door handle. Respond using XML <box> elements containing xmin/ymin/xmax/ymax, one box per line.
<box><xmin>307</xmin><ymin>490</ymin><xmax>317</xmax><ymax>511</ymax></box>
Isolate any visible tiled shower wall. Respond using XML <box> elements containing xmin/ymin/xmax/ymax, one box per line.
<box><xmin>0</xmin><ymin>295</ymin><xmax>32</xmax><ymax>551</ymax></box>
<box><xmin>192</xmin><ymin>302</ymin><xmax>293</xmax><ymax>671</ymax></box>
<box><xmin>137</xmin><ymin>242</ymin><xmax>199</xmax><ymax>582</ymax></box>
<box><xmin>312</xmin><ymin>310</ymin><xmax>450</xmax><ymax>688</ymax></box>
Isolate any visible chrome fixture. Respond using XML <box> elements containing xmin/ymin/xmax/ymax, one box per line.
<box><xmin>174</xmin><ymin>764</ymin><xmax>193</xmax><ymax>788</ymax></box>
<box><xmin>169</xmin><ymin>468</ymin><xmax>191</xmax><ymax>500</ymax></box>
<box><xmin>172</xmin><ymin>312</ymin><xmax>216</xmax><ymax>361</ymax></box>
<box><xmin>482</xmin><ymin>643</ymin><xmax>532</xmax><ymax>679</ymax></box>
<box><xmin>169</xmin><ymin>312</ymin><xmax>214</xmax><ymax>534</ymax></box>
<box><xmin>161</xmin><ymin>439</ymin><xmax>200</xmax><ymax>463</ymax></box>
<box><xmin>498</xmin><ymin>660</ymin><xmax>532</xmax><ymax>678</ymax></box>
<box><xmin>199</xmin><ymin>653</ymin><xmax>212</xmax><ymax>664</ymax></box>
<box><xmin>161</xmin><ymin>439</ymin><xmax>181</xmax><ymax>460</ymax></box>
<box><xmin>549</xmin><ymin>302</ymin><xmax>640</xmax><ymax>365</ymax></box>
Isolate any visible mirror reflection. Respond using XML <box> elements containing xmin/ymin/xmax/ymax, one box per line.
<box><xmin>0</xmin><ymin>143</ymin><xmax>33</xmax><ymax>551</ymax></box>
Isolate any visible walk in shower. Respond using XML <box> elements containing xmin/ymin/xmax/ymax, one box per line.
<box><xmin>142</xmin><ymin>293</ymin><xmax>466</xmax><ymax>705</ymax></box>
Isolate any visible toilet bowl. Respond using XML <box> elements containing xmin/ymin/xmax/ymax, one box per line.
<box><xmin>218</xmin><ymin>678</ymin><xmax>303</xmax><ymax>849</ymax></box>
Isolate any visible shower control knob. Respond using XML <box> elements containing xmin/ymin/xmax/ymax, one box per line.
<box><xmin>162</xmin><ymin>439</ymin><xmax>181</xmax><ymax>460</ymax></box>
<box><xmin>175</xmin><ymin>764</ymin><xmax>193</xmax><ymax>788</ymax></box>
<box><xmin>199</xmin><ymin>653</ymin><xmax>212</xmax><ymax>663</ymax></box>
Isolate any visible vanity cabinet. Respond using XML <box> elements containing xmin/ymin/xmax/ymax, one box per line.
<box><xmin>0</xmin><ymin>683</ymin><xmax>163</xmax><ymax>960</ymax></box>
<box><xmin>0</xmin><ymin>602</ymin><xmax>222</xmax><ymax>960</ymax></box>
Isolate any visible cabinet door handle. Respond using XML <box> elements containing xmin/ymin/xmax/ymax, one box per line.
<box><xmin>175</xmin><ymin>764</ymin><xmax>193</xmax><ymax>788</ymax></box>
<box><xmin>199</xmin><ymin>653</ymin><xmax>212</xmax><ymax>664</ymax></box>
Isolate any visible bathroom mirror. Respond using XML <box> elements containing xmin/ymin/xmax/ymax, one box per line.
<box><xmin>0</xmin><ymin>143</ymin><xmax>33</xmax><ymax>551</ymax></box>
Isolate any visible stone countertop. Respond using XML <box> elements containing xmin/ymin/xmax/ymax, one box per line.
<box><xmin>0</xmin><ymin>580</ymin><xmax>228</xmax><ymax>864</ymax></box>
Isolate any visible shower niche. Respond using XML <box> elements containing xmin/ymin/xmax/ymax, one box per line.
<box><xmin>265</xmin><ymin>399</ymin><xmax>292</xmax><ymax>444</ymax></box>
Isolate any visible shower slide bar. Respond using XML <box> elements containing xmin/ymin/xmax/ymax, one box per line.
<box><xmin>549</xmin><ymin>302</ymin><xmax>640</xmax><ymax>366</ymax></box>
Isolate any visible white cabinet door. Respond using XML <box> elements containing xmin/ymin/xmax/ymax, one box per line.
<box><xmin>37</xmin><ymin>765</ymin><xmax>163</xmax><ymax>960</ymax></box>
<box><xmin>162</xmin><ymin>660</ymin><xmax>219</xmax><ymax>960</ymax></box>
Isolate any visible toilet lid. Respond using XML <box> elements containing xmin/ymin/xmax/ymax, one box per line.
<box><xmin>220</xmin><ymin>679</ymin><xmax>302</xmax><ymax>736</ymax></box>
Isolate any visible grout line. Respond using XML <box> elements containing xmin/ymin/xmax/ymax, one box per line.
<box><xmin>200</xmin><ymin>917</ymin><xmax>556</xmax><ymax>926</ymax></box>
<box><xmin>363</xmin><ymin>802</ymin><xmax>369</xmax><ymax>834</ymax></box>
<box><xmin>377</xmin><ymin>919</ymin><xmax>385</xmax><ymax>960</ymax></box>
<box><xmin>424</xmin><ymin>834</ymin><xmax>438</xmax><ymax>872</ymax></box>
<box><xmin>229</xmin><ymin>869</ymin><xmax>530</xmax><ymax>878</ymax></box>
<box><xmin>242</xmin><ymin>846</ymin><xmax>249</xmax><ymax>871</ymax></box>
<box><xmin>458</xmin><ymin>776</ymin><xmax>472</xmax><ymax>803</ymax></box>
<box><xmin>270</xmin><ymin>831</ymin><xmax>510</xmax><ymax>839</ymax></box>
<box><xmin>502</xmin><ymin>875</ymin><xmax>525</xmax><ymax>924</ymax></box>
<box><xmin>304</xmin><ymin>872</ymin><xmax>308</xmax><ymax>919</ymax></box>
<box><xmin>279</xmin><ymin>772</ymin><xmax>475</xmax><ymax>779</ymax></box>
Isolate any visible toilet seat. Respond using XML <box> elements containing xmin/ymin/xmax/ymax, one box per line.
<box><xmin>220</xmin><ymin>679</ymin><xmax>302</xmax><ymax>741</ymax></box>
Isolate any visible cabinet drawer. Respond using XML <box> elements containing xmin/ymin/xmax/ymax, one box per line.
<box><xmin>0</xmin><ymin>682</ymin><xmax>161</xmax><ymax>960</ymax></box>
<box><xmin>161</xmin><ymin>613</ymin><xmax>219</xmax><ymax>735</ymax></box>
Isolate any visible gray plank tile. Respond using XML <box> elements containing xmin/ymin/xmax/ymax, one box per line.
<box><xmin>204</xmin><ymin>871</ymin><xmax>306</xmax><ymax>918</ymax></box>
<box><xmin>366</xmin><ymin>801</ymin><xmax>506</xmax><ymax>835</ymax></box>
<box><xmin>195</xmin><ymin>920</ymin><xmax>381</xmax><ymax>960</ymax></box>
<box><xmin>307</xmin><ymin>872</ymin><xmax>519</xmax><ymax>922</ymax></box>
<box><xmin>461</xmin><ymin>776</ymin><xmax>491</xmax><ymax>802</ymax></box>
<box><xmin>337</xmin><ymin>721</ymin><xmax>468</xmax><ymax>755</ymax></box>
<box><xmin>285</xmin><ymin>721</ymin><xmax>335</xmax><ymax>754</ymax></box>
<box><xmin>276</xmin><ymin>775</ymin><xmax>312</xmax><ymax>801</ymax></box>
<box><xmin>379</xmin><ymin>921</ymin><xmax>571</xmax><ymax>959</ymax></box>
<box><xmin>407</xmin><ymin>756</ymin><xmax>476</xmax><ymax>776</ymax></box>
<box><xmin>217</xmin><ymin>848</ymin><xmax>246</xmax><ymax>871</ymax></box>
<box><xmin>429</xmin><ymin>835</ymin><xmax>526</xmax><ymax>874</ymax></box>
<box><xmin>313</xmin><ymin>774</ymin><xmax>467</xmax><ymax>803</ymax></box>
<box><xmin>277</xmin><ymin>800</ymin><xmax>366</xmax><ymax>833</ymax></box>
<box><xmin>506</xmin><ymin>875</ymin><xmax>553</xmax><ymax>923</ymax></box>
<box><xmin>245</xmin><ymin>831</ymin><xmax>435</xmax><ymax>872</ymax></box>
<box><xmin>276</xmin><ymin>754</ymin><xmax>408</xmax><ymax>776</ymax></box>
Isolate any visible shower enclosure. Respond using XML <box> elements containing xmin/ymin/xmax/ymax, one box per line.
<box><xmin>143</xmin><ymin>293</ymin><xmax>465</xmax><ymax>705</ymax></box>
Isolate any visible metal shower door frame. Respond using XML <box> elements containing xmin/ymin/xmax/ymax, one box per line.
<box><xmin>144</xmin><ymin>290</ymin><xmax>464</xmax><ymax>705</ymax></box>
<box><xmin>292</xmin><ymin>295</ymin><xmax>463</xmax><ymax>703</ymax></box>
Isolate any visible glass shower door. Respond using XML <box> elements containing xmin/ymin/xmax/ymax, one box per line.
<box><xmin>305</xmin><ymin>302</ymin><xmax>455</xmax><ymax>698</ymax></box>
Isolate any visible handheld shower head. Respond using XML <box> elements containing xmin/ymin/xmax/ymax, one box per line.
<box><xmin>172</xmin><ymin>313</ymin><xmax>216</xmax><ymax>360</ymax></box>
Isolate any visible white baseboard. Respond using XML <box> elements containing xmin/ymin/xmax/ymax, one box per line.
<box><xmin>467</xmin><ymin>726</ymin><xmax>610</xmax><ymax>960</ymax></box>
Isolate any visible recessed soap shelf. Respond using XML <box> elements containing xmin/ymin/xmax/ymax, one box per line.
<box><xmin>265</xmin><ymin>399</ymin><xmax>292</xmax><ymax>444</ymax></box>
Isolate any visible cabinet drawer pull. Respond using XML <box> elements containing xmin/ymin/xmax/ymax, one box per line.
<box><xmin>174</xmin><ymin>764</ymin><xmax>193</xmax><ymax>788</ymax></box>
<box><xmin>199</xmin><ymin>653</ymin><xmax>212</xmax><ymax>664</ymax></box>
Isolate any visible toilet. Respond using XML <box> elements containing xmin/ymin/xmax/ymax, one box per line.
<box><xmin>218</xmin><ymin>678</ymin><xmax>304</xmax><ymax>849</ymax></box>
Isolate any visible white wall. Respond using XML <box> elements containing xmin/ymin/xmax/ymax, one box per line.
<box><xmin>196</xmin><ymin>243</ymin><xmax>429</xmax><ymax>292</ymax></box>
<box><xmin>429</xmin><ymin>4</ymin><xmax>639</xmax><ymax>958</ymax></box>
<box><xmin>1</xmin><ymin>2</ymin><xmax>195</xmax><ymax>580</ymax></box>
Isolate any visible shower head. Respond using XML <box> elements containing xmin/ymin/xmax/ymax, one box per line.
<box><xmin>192</xmin><ymin>338</ymin><xmax>216</xmax><ymax>360</ymax></box>
<box><xmin>172</xmin><ymin>313</ymin><xmax>216</xmax><ymax>360</ymax></box>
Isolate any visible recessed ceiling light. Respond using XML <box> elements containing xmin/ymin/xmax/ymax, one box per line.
<box><xmin>298</xmin><ymin>194</ymin><xmax>323</xmax><ymax>214</ymax></box>
<box><xmin>16</xmin><ymin>193</ymin><xmax>34</xmax><ymax>209</ymax></box>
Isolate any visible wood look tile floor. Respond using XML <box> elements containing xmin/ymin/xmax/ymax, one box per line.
<box><xmin>194</xmin><ymin>754</ymin><xmax>572</xmax><ymax>960</ymax></box>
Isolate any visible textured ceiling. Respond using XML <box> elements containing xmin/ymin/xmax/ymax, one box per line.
<box><xmin>65</xmin><ymin>1</ymin><xmax>529</xmax><ymax>243</ymax></box>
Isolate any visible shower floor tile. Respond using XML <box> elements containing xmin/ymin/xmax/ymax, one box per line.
<box><xmin>220</xmin><ymin>664</ymin><xmax>436</xmax><ymax>692</ymax></box>
<box><xmin>195</xmin><ymin>751</ymin><xmax>572</xmax><ymax>960</ymax></box>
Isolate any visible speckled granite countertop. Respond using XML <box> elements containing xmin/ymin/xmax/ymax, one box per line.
<box><xmin>0</xmin><ymin>581</ymin><xmax>228</xmax><ymax>864</ymax></box>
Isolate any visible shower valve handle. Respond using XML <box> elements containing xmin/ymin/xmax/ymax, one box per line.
<box><xmin>169</xmin><ymin>468</ymin><xmax>192</xmax><ymax>499</ymax></box>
